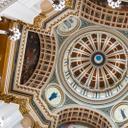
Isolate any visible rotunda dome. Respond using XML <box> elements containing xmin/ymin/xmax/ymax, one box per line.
<box><xmin>57</xmin><ymin>26</ymin><xmax>128</xmax><ymax>105</ymax></box>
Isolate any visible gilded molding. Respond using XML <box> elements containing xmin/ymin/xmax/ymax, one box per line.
<box><xmin>65</xmin><ymin>0</ymin><xmax>73</xmax><ymax>8</ymax></box>
<box><xmin>34</xmin><ymin>122</ymin><xmax>42</xmax><ymax>128</ymax></box>
<box><xmin>33</xmin><ymin>13</ymin><xmax>46</xmax><ymax>28</ymax></box>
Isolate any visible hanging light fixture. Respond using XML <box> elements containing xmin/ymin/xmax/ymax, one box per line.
<box><xmin>48</xmin><ymin>0</ymin><xmax>65</xmax><ymax>11</ymax></box>
<box><xmin>0</xmin><ymin>27</ymin><xmax>21</xmax><ymax>41</ymax></box>
<box><xmin>107</xmin><ymin>0</ymin><xmax>121</xmax><ymax>8</ymax></box>
<box><xmin>8</xmin><ymin>28</ymin><xmax>21</xmax><ymax>41</ymax></box>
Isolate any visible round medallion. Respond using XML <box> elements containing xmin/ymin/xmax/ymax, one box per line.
<box><xmin>57</xmin><ymin>26</ymin><xmax>128</xmax><ymax>105</ymax></box>
<box><xmin>45</xmin><ymin>85</ymin><xmax>64</xmax><ymax>107</ymax></box>
<box><xmin>57</xmin><ymin>16</ymin><xmax>80</xmax><ymax>36</ymax></box>
<box><xmin>91</xmin><ymin>52</ymin><xmax>105</xmax><ymax>66</ymax></box>
<box><xmin>111</xmin><ymin>101</ymin><xmax>128</xmax><ymax>123</ymax></box>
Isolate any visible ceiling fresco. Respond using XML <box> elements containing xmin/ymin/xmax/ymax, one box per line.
<box><xmin>20</xmin><ymin>31</ymin><xmax>40</xmax><ymax>84</ymax></box>
<box><xmin>2</xmin><ymin>0</ymin><xmax>128</xmax><ymax>128</ymax></box>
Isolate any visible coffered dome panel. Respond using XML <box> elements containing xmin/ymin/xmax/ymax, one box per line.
<box><xmin>51</xmin><ymin>107</ymin><xmax>115</xmax><ymax>128</ymax></box>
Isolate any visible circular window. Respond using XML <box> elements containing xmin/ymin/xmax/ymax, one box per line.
<box><xmin>57</xmin><ymin>26</ymin><xmax>128</xmax><ymax>105</ymax></box>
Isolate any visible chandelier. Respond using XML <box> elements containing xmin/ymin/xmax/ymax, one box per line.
<box><xmin>0</xmin><ymin>27</ymin><xmax>21</xmax><ymax>41</ymax></box>
<box><xmin>48</xmin><ymin>0</ymin><xmax>65</xmax><ymax>11</ymax></box>
<box><xmin>8</xmin><ymin>28</ymin><xmax>21</xmax><ymax>41</ymax></box>
<box><xmin>107</xmin><ymin>0</ymin><xmax>121</xmax><ymax>8</ymax></box>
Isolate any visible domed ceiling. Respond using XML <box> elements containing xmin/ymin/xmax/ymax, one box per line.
<box><xmin>1</xmin><ymin>0</ymin><xmax>128</xmax><ymax>128</ymax></box>
<box><xmin>57</xmin><ymin>26</ymin><xmax>128</xmax><ymax>105</ymax></box>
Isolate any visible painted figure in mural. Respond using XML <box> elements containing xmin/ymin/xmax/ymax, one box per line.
<box><xmin>120</xmin><ymin>108</ymin><xmax>127</xmax><ymax>119</ymax></box>
<box><xmin>69</xmin><ymin>18</ymin><xmax>73</xmax><ymax>23</ymax></box>
<box><xmin>49</xmin><ymin>92</ymin><xmax>58</xmax><ymax>101</ymax></box>
<box><xmin>63</xmin><ymin>20</ymin><xmax>72</xmax><ymax>29</ymax></box>
<box><xmin>63</xmin><ymin>16</ymin><xmax>76</xmax><ymax>29</ymax></box>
